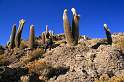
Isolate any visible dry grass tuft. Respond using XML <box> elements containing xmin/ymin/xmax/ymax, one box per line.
<box><xmin>94</xmin><ymin>74</ymin><xmax>109</xmax><ymax>82</ymax></box>
<box><xmin>20</xmin><ymin>40</ymin><xmax>28</xmax><ymax>49</ymax></box>
<box><xmin>112</xmin><ymin>35</ymin><xmax>124</xmax><ymax>53</ymax></box>
<box><xmin>0</xmin><ymin>54</ymin><xmax>6</xmax><ymax>65</ymax></box>
<box><xmin>29</xmin><ymin>48</ymin><xmax>45</xmax><ymax>62</ymax></box>
<box><xmin>26</xmin><ymin>60</ymin><xmax>48</xmax><ymax>74</ymax></box>
<box><xmin>108</xmin><ymin>75</ymin><xmax>124</xmax><ymax>82</ymax></box>
<box><xmin>94</xmin><ymin>75</ymin><xmax>124</xmax><ymax>82</ymax></box>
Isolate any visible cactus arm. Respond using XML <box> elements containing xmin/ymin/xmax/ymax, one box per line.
<box><xmin>72</xmin><ymin>8</ymin><xmax>80</xmax><ymax>45</ymax></box>
<box><xmin>9</xmin><ymin>24</ymin><xmax>16</xmax><ymax>49</ymax></box>
<box><xmin>104</xmin><ymin>24</ymin><xmax>112</xmax><ymax>45</ymax></box>
<box><xmin>63</xmin><ymin>9</ymin><xmax>74</xmax><ymax>46</ymax></box>
<box><xmin>15</xmin><ymin>19</ymin><xmax>25</xmax><ymax>48</ymax></box>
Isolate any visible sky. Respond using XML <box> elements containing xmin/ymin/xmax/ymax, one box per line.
<box><xmin>0</xmin><ymin>0</ymin><xmax>124</xmax><ymax>45</ymax></box>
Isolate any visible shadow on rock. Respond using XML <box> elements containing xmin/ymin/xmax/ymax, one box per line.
<box><xmin>91</xmin><ymin>42</ymin><xmax>108</xmax><ymax>49</ymax></box>
<box><xmin>47</xmin><ymin>67</ymin><xmax>69</xmax><ymax>79</ymax></box>
<box><xmin>0</xmin><ymin>66</ymin><xmax>28</xmax><ymax>82</ymax></box>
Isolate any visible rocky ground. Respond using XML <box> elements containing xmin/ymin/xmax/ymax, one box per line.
<box><xmin>0</xmin><ymin>33</ymin><xmax>124</xmax><ymax>82</ymax></box>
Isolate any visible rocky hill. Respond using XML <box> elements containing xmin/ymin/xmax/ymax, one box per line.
<box><xmin>0</xmin><ymin>33</ymin><xmax>124</xmax><ymax>82</ymax></box>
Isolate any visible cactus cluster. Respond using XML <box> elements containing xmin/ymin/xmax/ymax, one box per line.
<box><xmin>8</xmin><ymin>19</ymin><xmax>25</xmax><ymax>49</ymax></box>
<box><xmin>8</xmin><ymin>19</ymin><xmax>54</xmax><ymax>50</ymax></box>
<box><xmin>7</xmin><ymin>9</ymin><xmax>113</xmax><ymax>50</ymax></box>
<box><xmin>63</xmin><ymin>8</ymin><xmax>80</xmax><ymax>46</ymax></box>
<box><xmin>8</xmin><ymin>19</ymin><xmax>37</xmax><ymax>49</ymax></box>
<box><xmin>104</xmin><ymin>24</ymin><xmax>112</xmax><ymax>45</ymax></box>
<box><xmin>41</xmin><ymin>25</ymin><xmax>54</xmax><ymax>45</ymax></box>
<box><xmin>8</xmin><ymin>19</ymin><xmax>36</xmax><ymax>49</ymax></box>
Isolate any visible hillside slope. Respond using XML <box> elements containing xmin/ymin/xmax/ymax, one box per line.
<box><xmin>0</xmin><ymin>33</ymin><xmax>124</xmax><ymax>82</ymax></box>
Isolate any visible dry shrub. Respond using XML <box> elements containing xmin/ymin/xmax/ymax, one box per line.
<box><xmin>0</xmin><ymin>53</ymin><xmax>12</xmax><ymax>66</ymax></box>
<box><xmin>88</xmin><ymin>39</ymin><xmax>101</xmax><ymax>44</ymax></box>
<box><xmin>26</xmin><ymin>60</ymin><xmax>69</xmax><ymax>81</ymax></box>
<box><xmin>0</xmin><ymin>50</ymin><xmax>4</xmax><ymax>55</ymax></box>
<box><xmin>0</xmin><ymin>45</ymin><xmax>4</xmax><ymax>55</ymax></box>
<box><xmin>30</xmin><ymin>48</ymin><xmax>45</xmax><ymax>61</ymax></box>
<box><xmin>94</xmin><ymin>75</ymin><xmax>124</xmax><ymax>82</ymax></box>
<box><xmin>112</xmin><ymin>36</ymin><xmax>124</xmax><ymax>53</ymax></box>
<box><xmin>108</xmin><ymin>75</ymin><xmax>124</xmax><ymax>82</ymax></box>
<box><xmin>0</xmin><ymin>54</ymin><xmax>5</xmax><ymax>60</ymax></box>
<box><xmin>113</xmin><ymin>42</ymin><xmax>124</xmax><ymax>52</ymax></box>
<box><xmin>94</xmin><ymin>74</ymin><xmax>109</xmax><ymax>82</ymax></box>
<box><xmin>17</xmin><ymin>48</ymin><xmax>45</xmax><ymax>67</ymax></box>
<box><xmin>78</xmin><ymin>42</ymin><xmax>86</xmax><ymax>47</ymax></box>
<box><xmin>20</xmin><ymin>40</ymin><xmax>28</xmax><ymax>49</ymax></box>
<box><xmin>112</xmin><ymin>35</ymin><xmax>124</xmax><ymax>44</ymax></box>
<box><xmin>0</xmin><ymin>54</ymin><xmax>6</xmax><ymax>65</ymax></box>
<box><xmin>26</xmin><ymin>60</ymin><xmax>49</xmax><ymax>75</ymax></box>
<box><xmin>55</xmin><ymin>40</ymin><xmax>66</xmax><ymax>44</ymax></box>
<box><xmin>26</xmin><ymin>60</ymin><xmax>48</xmax><ymax>81</ymax></box>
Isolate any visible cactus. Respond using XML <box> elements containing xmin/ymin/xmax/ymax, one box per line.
<box><xmin>9</xmin><ymin>24</ymin><xmax>16</xmax><ymax>49</ymax></box>
<box><xmin>45</xmin><ymin>25</ymin><xmax>50</xmax><ymax>39</ymax></box>
<box><xmin>49</xmin><ymin>30</ymin><xmax>54</xmax><ymax>36</ymax></box>
<box><xmin>29</xmin><ymin>25</ymin><xmax>35</xmax><ymax>49</ymax></box>
<box><xmin>15</xmin><ymin>19</ymin><xmax>25</xmax><ymax>48</ymax></box>
<box><xmin>46</xmin><ymin>25</ymin><xmax>49</xmax><ymax>34</ymax></box>
<box><xmin>42</xmin><ymin>32</ymin><xmax>45</xmax><ymax>44</ymax></box>
<box><xmin>104</xmin><ymin>24</ymin><xmax>112</xmax><ymax>45</ymax></box>
<box><xmin>63</xmin><ymin>9</ymin><xmax>74</xmax><ymax>46</ymax></box>
<box><xmin>71</xmin><ymin>8</ymin><xmax>80</xmax><ymax>45</ymax></box>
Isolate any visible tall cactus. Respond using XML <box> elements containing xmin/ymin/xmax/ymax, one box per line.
<box><xmin>9</xmin><ymin>24</ymin><xmax>16</xmax><ymax>49</ymax></box>
<box><xmin>104</xmin><ymin>24</ymin><xmax>112</xmax><ymax>45</ymax></box>
<box><xmin>49</xmin><ymin>30</ymin><xmax>54</xmax><ymax>36</ymax></box>
<box><xmin>63</xmin><ymin>9</ymin><xmax>74</xmax><ymax>46</ymax></box>
<box><xmin>15</xmin><ymin>19</ymin><xmax>25</xmax><ymax>48</ymax></box>
<box><xmin>45</xmin><ymin>25</ymin><xmax>50</xmax><ymax>39</ymax></box>
<box><xmin>71</xmin><ymin>8</ymin><xmax>80</xmax><ymax>45</ymax></box>
<box><xmin>46</xmin><ymin>25</ymin><xmax>49</xmax><ymax>34</ymax></box>
<box><xmin>42</xmin><ymin>32</ymin><xmax>45</xmax><ymax>44</ymax></box>
<box><xmin>29</xmin><ymin>25</ymin><xmax>35</xmax><ymax>49</ymax></box>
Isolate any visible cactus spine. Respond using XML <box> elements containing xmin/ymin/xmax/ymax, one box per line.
<box><xmin>29</xmin><ymin>25</ymin><xmax>35</xmax><ymax>49</ymax></box>
<box><xmin>63</xmin><ymin>9</ymin><xmax>74</xmax><ymax>46</ymax></box>
<box><xmin>42</xmin><ymin>32</ymin><xmax>46</xmax><ymax>44</ymax></box>
<box><xmin>104</xmin><ymin>24</ymin><xmax>112</xmax><ymax>45</ymax></box>
<box><xmin>71</xmin><ymin>8</ymin><xmax>80</xmax><ymax>45</ymax></box>
<box><xmin>9</xmin><ymin>24</ymin><xmax>16</xmax><ymax>49</ymax></box>
<box><xmin>15</xmin><ymin>19</ymin><xmax>25</xmax><ymax>48</ymax></box>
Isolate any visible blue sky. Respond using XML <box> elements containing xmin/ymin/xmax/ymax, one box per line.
<box><xmin>0</xmin><ymin>0</ymin><xmax>124</xmax><ymax>45</ymax></box>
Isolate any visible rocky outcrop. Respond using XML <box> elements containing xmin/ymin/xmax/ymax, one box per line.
<box><xmin>43</xmin><ymin>44</ymin><xmax>124</xmax><ymax>82</ymax></box>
